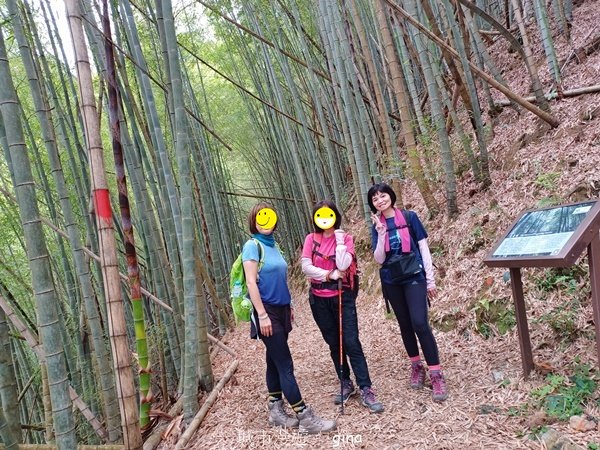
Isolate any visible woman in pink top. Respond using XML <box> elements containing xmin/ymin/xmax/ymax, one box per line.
<box><xmin>301</xmin><ymin>200</ymin><xmax>383</xmax><ymax>413</ymax></box>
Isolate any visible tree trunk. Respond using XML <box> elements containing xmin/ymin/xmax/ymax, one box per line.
<box><xmin>64</xmin><ymin>1</ymin><xmax>142</xmax><ymax>448</ymax></box>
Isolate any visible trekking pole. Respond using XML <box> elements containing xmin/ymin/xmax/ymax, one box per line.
<box><xmin>338</xmin><ymin>278</ymin><xmax>344</xmax><ymax>415</ymax></box>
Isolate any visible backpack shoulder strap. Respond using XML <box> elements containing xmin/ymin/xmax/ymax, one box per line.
<box><xmin>310</xmin><ymin>232</ymin><xmax>333</xmax><ymax>262</ymax></box>
<box><xmin>402</xmin><ymin>210</ymin><xmax>418</xmax><ymax>244</ymax></box>
<box><xmin>251</xmin><ymin>238</ymin><xmax>266</xmax><ymax>271</ymax></box>
<box><xmin>310</xmin><ymin>233</ymin><xmax>319</xmax><ymax>262</ymax></box>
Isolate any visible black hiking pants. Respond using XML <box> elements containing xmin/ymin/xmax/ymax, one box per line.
<box><xmin>384</xmin><ymin>280</ymin><xmax>440</xmax><ymax>366</ymax></box>
<box><xmin>309</xmin><ymin>290</ymin><xmax>372</xmax><ymax>389</ymax></box>
<box><xmin>262</xmin><ymin>332</ymin><xmax>303</xmax><ymax>406</ymax></box>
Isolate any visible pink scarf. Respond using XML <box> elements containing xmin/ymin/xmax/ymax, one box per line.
<box><xmin>379</xmin><ymin>208</ymin><xmax>411</xmax><ymax>253</ymax></box>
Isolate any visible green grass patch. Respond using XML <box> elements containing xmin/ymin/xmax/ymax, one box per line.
<box><xmin>530</xmin><ymin>363</ymin><xmax>598</xmax><ymax>421</ymax></box>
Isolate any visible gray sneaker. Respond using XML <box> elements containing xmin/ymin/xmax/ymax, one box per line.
<box><xmin>360</xmin><ymin>387</ymin><xmax>384</xmax><ymax>413</ymax></box>
<box><xmin>268</xmin><ymin>400</ymin><xmax>299</xmax><ymax>428</ymax></box>
<box><xmin>333</xmin><ymin>379</ymin><xmax>356</xmax><ymax>405</ymax></box>
<box><xmin>297</xmin><ymin>406</ymin><xmax>337</xmax><ymax>434</ymax></box>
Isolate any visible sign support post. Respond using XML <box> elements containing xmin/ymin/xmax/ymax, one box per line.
<box><xmin>588</xmin><ymin>234</ymin><xmax>600</xmax><ymax>368</ymax></box>
<box><xmin>484</xmin><ymin>200</ymin><xmax>600</xmax><ymax>376</ymax></box>
<box><xmin>509</xmin><ymin>268</ymin><xmax>534</xmax><ymax>376</ymax></box>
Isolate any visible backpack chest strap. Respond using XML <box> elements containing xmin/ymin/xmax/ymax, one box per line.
<box><xmin>311</xmin><ymin>233</ymin><xmax>336</xmax><ymax>261</ymax></box>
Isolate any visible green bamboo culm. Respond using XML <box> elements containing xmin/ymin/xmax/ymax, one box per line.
<box><xmin>100</xmin><ymin>0</ymin><xmax>152</xmax><ymax>429</ymax></box>
<box><xmin>406</xmin><ymin>0</ymin><xmax>458</xmax><ymax>217</ymax></box>
<box><xmin>0</xmin><ymin>28</ymin><xmax>77</xmax><ymax>450</ymax></box>
<box><xmin>534</xmin><ymin>0</ymin><xmax>561</xmax><ymax>84</ymax></box>
<box><xmin>0</xmin><ymin>307</ymin><xmax>20</xmax><ymax>449</ymax></box>
<box><xmin>160</xmin><ymin>0</ymin><xmax>214</xmax><ymax>420</ymax></box>
<box><xmin>64</xmin><ymin>0</ymin><xmax>143</xmax><ymax>446</ymax></box>
<box><xmin>8</xmin><ymin>0</ymin><xmax>123</xmax><ymax>440</ymax></box>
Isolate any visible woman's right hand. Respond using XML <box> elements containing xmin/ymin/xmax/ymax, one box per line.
<box><xmin>371</xmin><ymin>213</ymin><xmax>386</xmax><ymax>236</ymax></box>
<box><xmin>259</xmin><ymin>315</ymin><xmax>273</xmax><ymax>337</ymax></box>
<box><xmin>329</xmin><ymin>269</ymin><xmax>346</xmax><ymax>280</ymax></box>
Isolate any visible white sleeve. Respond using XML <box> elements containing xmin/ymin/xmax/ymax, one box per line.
<box><xmin>373</xmin><ymin>234</ymin><xmax>386</xmax><ymax>264</ymax></box>
<box><xmin>335</xmin><ymin>244</ymin><xmax>353</xmax><ymax>270</ymax></box>
<box><xmin>301</xmin><ymin>257</ymin><xmax>329</xmax><ymax>281</ymax></box>
<box><xmin>418</xmin><ymin>238</ymin><xmax>436</xmax><ymax>290</ymax></box>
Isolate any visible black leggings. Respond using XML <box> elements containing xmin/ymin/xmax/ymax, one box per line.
<box><xmin>262</xmin><ymin>332</ymin><xmax>303</xmax><ymax>406</ymax></box>
<box><xmin>309</xmin><ymin>291</ymin><xmax>372</xmax><ymax>388</ymax></box>
<box><xmin>384</xmin><ymin>281</ymin><xmax>440</xmax><ymax>366</ymax></box>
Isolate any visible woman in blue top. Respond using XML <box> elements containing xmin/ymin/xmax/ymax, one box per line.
<box><xmin>242</xmin><ymin>202</ymin><xmax>336</xmax><ymax>434</ymax></box>
<box><xmin>367</xmin><ymin>184</ymin><xmax>448</xmax><ymax>402</ymax></box>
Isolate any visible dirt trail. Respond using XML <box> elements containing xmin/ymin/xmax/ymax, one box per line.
<box><xmin>179</xmin><ymin>282</ymin><xmax>552</xmax><ymax>450</ymax></box>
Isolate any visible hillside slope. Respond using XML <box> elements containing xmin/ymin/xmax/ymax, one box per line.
<box><xmin>173</xmin><ymin>2</ymin><xmax>600</xmax><ymax>449</ymax></box>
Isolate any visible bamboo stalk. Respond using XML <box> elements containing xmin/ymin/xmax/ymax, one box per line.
<box><xmin>174</xmin><ymin>360</ymin><xmax>239</xmax><ymax>450</ymax></box>
<box><xmin>64</xmin><ymin>3</ymin><xmax>143</xmax><ymax>445</ymax></box>
<box><xmin>206</xmin><ymin>333</ymin><xmax>237</xmax><ymax>358</ymax></box>
<box><xmin>384</xmin><ymin>0</ymin><xmax>560</xmax><ymax>128</ymax></box>
<box><xmin>0</xmin><ymin>25</ymin><xmax>77</xmax><ymax>448</ymax></box>
<box><xmin>495</xmin><ymin>84</ymin><xmax>600</xmax><ymax>105</ymax></box>
<box><xmin>0</xmin><ymin>294</ymin><xmax>108</xmax><ymax>442</ymax></box>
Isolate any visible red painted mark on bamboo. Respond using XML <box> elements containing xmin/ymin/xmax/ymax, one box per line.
<box><xmin>94</xmin><ymin>189</ymin><xmax>112</xmax><ymax>222</ymax></box>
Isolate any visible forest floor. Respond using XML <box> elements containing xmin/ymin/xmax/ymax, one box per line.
<box><xmin>157</xmin><ymin>1</ymin><xmax>600</xmax><ymax>448</ymax></box>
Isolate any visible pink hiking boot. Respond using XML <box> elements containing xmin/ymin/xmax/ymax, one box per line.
<box><xmin>430</xmin><ymin>371</ymin><xmax>448</xmax><ymax>402</ymax></box>
<box><xmin>410</xmin><ymin>362</ymin><xmax>426</xmax><ymax>389</ymax></box>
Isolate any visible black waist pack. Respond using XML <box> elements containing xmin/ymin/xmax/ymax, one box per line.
<box><xmin>381</xmin><ymin>252</ymin><xmax>423</xmax><ymax>284</ymax></box>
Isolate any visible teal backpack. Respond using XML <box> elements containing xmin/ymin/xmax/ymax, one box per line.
<box><xmin>229</xmin><ymin>239</ymin><xmax>265</xmax><ymax>324</ymax></box>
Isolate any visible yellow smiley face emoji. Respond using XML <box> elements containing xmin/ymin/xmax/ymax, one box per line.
<box><xmin>256</xmin><ymin>208</ymin><xmax>277</xmax><ymax>230</ymax></box>
<box><xmin>314</xmin><ymin>207</ymin><xmax>336</xmax><ymax>230</ymax></box>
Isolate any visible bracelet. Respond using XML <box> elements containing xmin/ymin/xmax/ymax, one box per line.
<box><xmin>258</xmin><ymin>313</ymin><xmax>269</xmax><ymax>320</ymax></box>
<box><xmin>325</xmin><ymin>270</ymin><xmax>333</xmax><ymax>282</ymax></box>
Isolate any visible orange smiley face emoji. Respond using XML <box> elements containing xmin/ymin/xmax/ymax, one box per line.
<box><xmin>314</xmin><ymin>207</ymin><xmax>336</xmax><ymax>230</ymax></box>
<box><xmin>256</xmin><ymin>208</ymin><xmax>277</xmax><ymax>230</ymax></box>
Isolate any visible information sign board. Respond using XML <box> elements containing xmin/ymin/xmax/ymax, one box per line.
<box><xmin>485</xmin><ymin>200</ymin><xmax>600</xmax><ymax>267</ymax></box>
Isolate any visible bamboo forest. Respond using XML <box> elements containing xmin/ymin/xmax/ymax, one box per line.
<box><xmin>1</xmin><ymin>0</ymin><xmax>600</xmax><ymax>448</ymax></box>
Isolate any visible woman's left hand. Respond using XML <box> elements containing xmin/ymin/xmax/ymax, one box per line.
<box><xmin>427</xmin><ymin>287</ymin><xmax>438</xmax><ymax>300</ymax></box>
<box><xmin>334</xmin><ymin>229</ymin><xmax>346</xmax><ymax>245</ymax></box>
<box><xmin>259</xmin><ymin>315</ymin><xmax>273</xmax><ymax>337</ymax></box>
